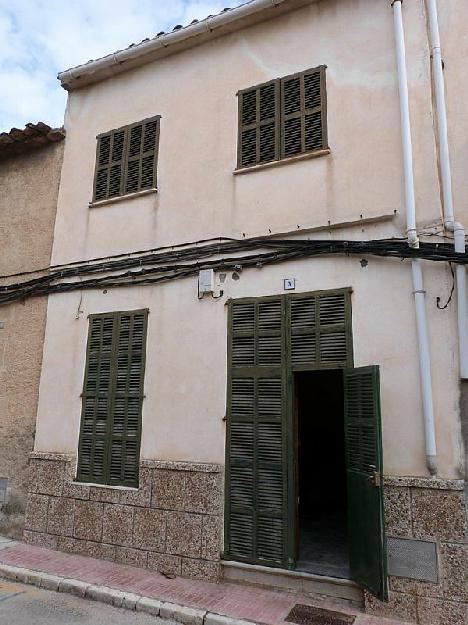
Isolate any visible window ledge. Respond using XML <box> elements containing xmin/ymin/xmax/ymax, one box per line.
<box><xmin>89</xmin><ymin>187</ymin><xmax>158</xmax><ymax>208</ymax></box>
<box><xmin>74</xmin><ymin>480</ymin><xmax>138</xmax><ymax>491</ymax></box>
<box><xmin>234</xmin><ymin>149</ymin><xmax>331</xmax><ymax>175</ymax></box>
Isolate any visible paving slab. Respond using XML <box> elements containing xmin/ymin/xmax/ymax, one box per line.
<box><xmin>0</xmin><ymin>541</ymin><xmax>410</xmax><ymax>625</ymax></box>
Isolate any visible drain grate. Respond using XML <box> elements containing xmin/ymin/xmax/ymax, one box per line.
<box><xmin>285</xmin><ymin>604</ymin><xmax>356</xmax><ymax>625</ymax></box>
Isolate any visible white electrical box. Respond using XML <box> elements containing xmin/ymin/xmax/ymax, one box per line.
<box><xmin>199</xmin><ymin>269</ymin><xmax>215</xmax><ymax>294</ymax></box>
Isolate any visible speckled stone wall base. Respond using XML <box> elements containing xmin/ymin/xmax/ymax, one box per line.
<box><xmin>365</xmin><ymin>476</ymin><xmax>467</xmax><ymax>625</ymax></box>
<box><xmin>24</xmin><ymin>454</ymin><xmax>224</xmax><ymax>582</ymax></box>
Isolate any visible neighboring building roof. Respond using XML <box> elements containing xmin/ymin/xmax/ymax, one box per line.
<box><xmin>0</xmin><ymin>123</ymin><xmax>65</xmax><ymax>160</ymax></box>
<box><xmin>58</xmin><ymin>0</ymin><xmax>315</xmax><ymax>91</ymax></box>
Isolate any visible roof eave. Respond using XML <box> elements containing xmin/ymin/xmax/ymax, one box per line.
<box><xmin>58</xmin><ymin>0</ymin><xmax>315</xmax><ymax>91</ymax></box>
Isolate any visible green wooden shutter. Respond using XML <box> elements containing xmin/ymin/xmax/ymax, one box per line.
<box><xmin>238</xmin><ymin>81</ymin><xmax>280</xmax><ymax>168</ymax></box>
<box><xmin>77</xmin><ymin>310</ymin><xmax>148</xmax><ymax>487</ymax></box>
<box><xmin>281</xmin><ymin>66</ymin><xmax>327</xmax><ymax>159</ymax></box>
<box><xmin>94</xmin><ymin>129</ymin><xmax>126</xmax><ymax>201</ymax></box>
<box><xmin>124</xmin><ymin>118</ymin><xmax>160</xmax><ymax>194</ymax></box>
<box><xmin>93</xmin><ymin>117</ymin><xmax>160</xmax><ymax>202</ymax></box>
<box><xmin>344</xmin><ymin>366</ymin><xmax>387</xmax><ymax>601</ymax></box>
<box><xmin>288</xmin><ymin>290</ymin><xmax>352</xmax><ymax>369</ymax></box>
<box><xmin>226</xmin><ymin>298</ymin><xmax>288</xmax><ymax>566</ymax></box>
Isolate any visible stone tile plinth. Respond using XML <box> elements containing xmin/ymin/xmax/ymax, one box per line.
<box><xmin>366</xmin><ymin>475</ymin><xmax>467</xmax><ymax>624</ymax></box>
<box><xmin>25</xmin><ymin>454</ymin><xmax>223</xmax><ymax>582</ymax></box>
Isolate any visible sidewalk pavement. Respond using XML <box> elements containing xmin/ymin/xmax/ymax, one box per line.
<box><xmin>0</xmin><ymin>539</ymin><xmax>409</xmax><ymax>625</ymax></box>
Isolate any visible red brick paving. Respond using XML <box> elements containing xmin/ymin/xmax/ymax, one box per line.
<box><xmin>0</xmin><ymin>543</ymin><xmax>408</xmax><ymax>625</ymax></box>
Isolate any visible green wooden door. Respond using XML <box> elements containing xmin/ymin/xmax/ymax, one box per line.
<box><xmin>344</xmin><ymin>366</ymin><xmax>387</xmax><ymax>601</ymax></box>
<box><xmin>225</xmin><ymin>298</ymin><xmax>288</xmax><ymax>567</ymax></box>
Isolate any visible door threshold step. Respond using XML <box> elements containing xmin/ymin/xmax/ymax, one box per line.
<box><xmin>222</xmin><ymin>561</ymin><xmax>363</xmax><ymax>607</ymax></box>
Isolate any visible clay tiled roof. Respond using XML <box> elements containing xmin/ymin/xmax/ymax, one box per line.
<box><xmin>58</xmin><ymin>0</ymin><xmax>313</xmax><ymax>90</ymax></box>
<box><xmin>60</xmin><ymin>6</ymin><xmax>236</xmax><ymax>76</ymax></box>
<box><xmin>0</xmin><ymin>122</ymin><xmax>65</xmax><ymax>160</ymax></box>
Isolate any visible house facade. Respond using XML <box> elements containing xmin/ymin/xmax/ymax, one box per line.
<box><xmin>21</xmin><ymin>1</ymin><xmax>467</xmax><ymax>623</ymax></box>
<box><xmin>0</xmin><ymin>123</ymin><xmax>65</xmax><ymax>537</ymax></box>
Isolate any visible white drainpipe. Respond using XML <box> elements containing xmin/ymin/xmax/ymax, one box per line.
<box><xmin>426</xmin><ymin>0</ymin><xmax>468</xmax><ymax>379</ymax></box>
<box><xmin>392</xmin><ymin>0</ymin><xmax>438</xmax><ymax>475</ymax></box>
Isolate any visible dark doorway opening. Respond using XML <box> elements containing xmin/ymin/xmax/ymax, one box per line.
<box><xmin>295</xmin><ymin>370</ymin><xmax>350</xmax><ymax>578</ymax></box>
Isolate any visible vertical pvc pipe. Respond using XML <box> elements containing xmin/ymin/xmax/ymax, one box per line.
<box><xmin>392</xmin><ymin>0</ymin><xmax>438</xmax><ymax>474</ymax></box>
<box><xmin>426</xmin><ymin>0</ymin><xmax>468</xmax><ymax>379</ymax></box>
<box><xmin>393</xmin><ymin>0</ymin><xmax>418</xmax><ymax>247</ymax></box>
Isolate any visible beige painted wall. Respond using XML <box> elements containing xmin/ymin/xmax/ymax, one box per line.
<box><xmin>0</xmin><ymin>142</ymin><xmax>64</xmax><ymax>536</ymax></box>
<box><xmin>35</xmin><ymin>0</ymin><xmax>466</xmax><ymax>479</ymax></box>
<box><xmin>51</xmin><ymin>0</ymin><xmax>446</xmax><ymax>266</ymax></box>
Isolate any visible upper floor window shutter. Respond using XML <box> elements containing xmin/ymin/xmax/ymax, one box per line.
<box><xmin>93</xmin><ymin>116</ymin><xmax>160</xmax><ymax>202</ymax></box>
<box><xmin>77</xmin><ymin>309</ymin><xmax>148</xmax><ymax>487</ymax></box>
<box><xmin>94</xmin><ymin>130</ymin><xmax>126</xmax><ymax>201</ymax></box>
<box><xmin>238</xmin><ymin>81</ymin><xmax>279</xmax><ymax>168</ymax></box>
<box><xmin>281</xmin><ymin>66</ymin><xmax>327</xmax><ymax>159</ymax></box>
<box><xmin>125</xmin><ymin>118</ymin><xmax>160</xmax><ymax>194</ymax></box>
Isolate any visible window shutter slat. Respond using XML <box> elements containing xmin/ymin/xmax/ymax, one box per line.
<box><xmin>77</xmin><ymin>310</ymin><xmax>148</xmax><ymax>487</ymax></box>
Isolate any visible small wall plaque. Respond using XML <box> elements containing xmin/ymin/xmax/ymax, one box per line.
<box><xmin>387</xmin><ymin>537</ymin><xmax>438</xmax><ymax>582</ymax></box>
<box><xmin>0</xmin><ymin>321</ymin><xmax>4</xmax><ymax>329</ymax></box>
<box><xmin>284</xmin><ymin>278</ymin><xmax>296</xmax><ymax>291</ymax></box>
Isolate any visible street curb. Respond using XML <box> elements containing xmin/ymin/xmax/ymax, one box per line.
<box><xmin>0</xmin><ymin>563</ymin><xmax>257</xmax><ymax>625</ymax></box>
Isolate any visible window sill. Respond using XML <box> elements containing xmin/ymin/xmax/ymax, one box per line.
<box><xmin>74</xmin><ymin>480</ymin><xmax>138</xmax><ymax>491</ymax></box>
<box><xmin>89</xmin><ymin>187</ymin><xmax>158</xmax><ymax>208</ymax></box>
<box><xmin>234</xmin><ymin>149</ymin><xmax>331</xmax><ymax>175</ymax></box>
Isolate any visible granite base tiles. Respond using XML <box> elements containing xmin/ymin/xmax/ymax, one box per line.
<box><xmin>152</xmin><ymin>469</ymin><xmax>186</xmax><ymax>511</ymax></box>
<box><xmin>23</xmin><ymin>530</ymin><xmax>58</xmax><ymax>550</ymax></box>
<box><xmin>411</xmin><ymin>489</ymin><xmax>467</xmax><ymax>542</ymax></box>
<box><xmin>102</xmin><ymin>504</ymin><xmax>134</xmax><ymax>547</ymax></box>
<box><xmin>181</xmin><ymin>557</ymin><xmax>221</xmax><ymax>582</ymax></box>
<box><xmin>439</xmin><ymin>542</ymin><xmax>468</xmax><ymax>603</ymax></box>
<box><xmin>73</xmin><ymin>500</ymin><xmax>104</xmax><ymax>542</ymax></box>
<box><xmin>147</xmin><ymin>552</ymin><xmax>182</xmax><ymax>577</ymax></box>
<box><xmin>384</xmin><ymin>486</ymin><xmax>412</xmax><ymax>538</ymax></box>
<box><xmin>202</xmin><ymin>515</ymin><xmax>223</xmax><ymax>561</ymax></box>
<box><xmin>151</xmin><ymin>464</ymin><xmax>223</xmax><ymax>514</ymax></box>
<box><xmin>24</xmin><ymin>494</ymin><xmax>49</xmax><ymax>533</ymax></box>
<box><xmin>416</xmin><ymin>597</ymin><xmax>468</xmax><ymax>625</ymax></box>
<box><xmin>29</xmin><ymin>459</ymin><xmax>65</xmax><ymax>497</ymax></box>
<box><xmin>57</xmin><ymin>536</ymin><xmax>116</xmax><ymax>561</ymax></box>
<box><xmin>119</xmin><ymin>468</ymin><xmax>151</xmax><ymax>507</ymax></box>
<box><xmin>166</xmin><ymin>512</ymin><xmax>203</xmax><ymax>558</ymax></box>
<box><xmin>183</xmin><ymin>472</ymin><xmax>223</xmax><ymax>515</ymax></box>
<box><xmin>89</xmin><ymin>486</ymin><xmax>121</xmax><ymax>504</ymax></box>
<box><xmin>25</xmin><ymin>455</ymin><xmax>224</xmax><ymax>584</ymax></box>
<box><xmin>47</xmin><ymin>497</ymin><xmax>74</xmax><ymax>537</ymax></box>
<box><xmin>115</xmin><ymin>546</ymin><xmax>148</xmax><ymax>568</ymax></box>
<box><xmin>133</xmin><ymin>507</ymin><xmax>166</xmax><ymax>552</ymax></box>
<box><xmin>364</xmin><ymin>589</ymin><xmax>418</xmax><ymax>622</ymax></box>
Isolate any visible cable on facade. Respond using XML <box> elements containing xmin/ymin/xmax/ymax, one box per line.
<box><xmin>0</xmin><ymin>237</ymin><xmax>467</xmax><ymax>306</ymax></box>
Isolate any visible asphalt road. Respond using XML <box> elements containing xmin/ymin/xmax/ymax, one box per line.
<box><xmin>0</xmin><ymin>579</ymin><xmax>177</xmax><ymax>625</ymax></box>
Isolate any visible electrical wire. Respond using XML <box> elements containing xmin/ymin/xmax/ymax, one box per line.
<box><xmin>436</xmin><ymin>263</ymin><xmax>455</xmax><ymax>310</ymax></box>
<box><xmin>0</xmin><ymin>237</ymin><xmax>467</xmax><ymax>306</ymax></box>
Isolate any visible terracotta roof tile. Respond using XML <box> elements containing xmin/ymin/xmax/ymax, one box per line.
<box><xmin>0</xmin><ymin>122</ymin><xmax>65</xmax><ymax>160</ymax></box>
<box><xmin>60</xmin><ymin>6</ymin><xmax>235</xmax><ymax>75</ymax></box>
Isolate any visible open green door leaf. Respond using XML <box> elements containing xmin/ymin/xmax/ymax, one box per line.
<box><xmin>344</xmin><ymin>366</ymin><xmax>388</xmax><ymax>601</ymax></box>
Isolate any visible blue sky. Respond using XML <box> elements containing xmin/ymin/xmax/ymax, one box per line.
<box><xmin>0</xmin><ymin>0</ymin><xmax>244</xmax><ymax>131</ymax></box>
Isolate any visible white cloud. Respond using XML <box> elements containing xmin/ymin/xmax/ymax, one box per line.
<box><xmin>0</xmin><ymin>0</ymin><xmax>243</xmax><ymax>130</ymax></box>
